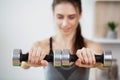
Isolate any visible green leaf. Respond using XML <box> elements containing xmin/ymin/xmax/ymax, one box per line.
<box><xmin>108</xmin><ymin>22</ymin><xmax>116</xmax><ymax>31</ymax></box>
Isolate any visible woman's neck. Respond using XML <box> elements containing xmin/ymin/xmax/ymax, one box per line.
<box><xmin>54</xmin><ymin>32</ymin><xmax>76</xmax><ymax>49</ymax></box>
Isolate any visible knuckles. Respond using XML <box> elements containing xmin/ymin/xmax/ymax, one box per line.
<box><xmin>76</xmin><ymin>48</ymin><xmax>96</xmax><ymax>67</ymax></box>
<box><xmin>28</xmin><ymin>46</ymin><xmax>48</xmax><ymax>66</ymax></box>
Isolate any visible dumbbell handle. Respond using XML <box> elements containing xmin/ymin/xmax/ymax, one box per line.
<box><xmin>20</xmin><ymin>53</ymin><xmax>104</xmax><ymax>63</ymax></box>
<box><xmin>70</xmin><ymin>55</ymin><xmax>103</xmax><ymax>63</ymax></box>
<box><xmin>20</xmin><ymin>53</ymin><xmax>53</xmax><ymax>62</ymax></box>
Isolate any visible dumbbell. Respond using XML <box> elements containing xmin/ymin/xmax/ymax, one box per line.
<box><xmin>13</xmin><ymin>49</ymin><xmax>112</xmax><ymax>68</ymax></box>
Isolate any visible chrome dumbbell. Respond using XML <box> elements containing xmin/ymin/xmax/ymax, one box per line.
<box><xmin>13</xmin><ymin>49</ymin><xmax>112</xmax><ymax>68</ymax></box>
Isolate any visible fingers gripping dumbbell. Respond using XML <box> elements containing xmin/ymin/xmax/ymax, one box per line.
<box><xmin>13</xmin><ymin>49</ymin><xmax>112</xmax><ymax>68</ymax></box>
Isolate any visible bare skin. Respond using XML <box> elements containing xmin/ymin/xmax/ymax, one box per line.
<box><xmin>21</xmin><ymin>2</ymin><xmax>103</xmax><ymax>69</ymax></box>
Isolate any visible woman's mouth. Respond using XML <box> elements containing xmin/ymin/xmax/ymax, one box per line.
<box><xmin>63</xmin><ymin>28</ymin><xmax>71</xmax><ymax>32</ymax></box>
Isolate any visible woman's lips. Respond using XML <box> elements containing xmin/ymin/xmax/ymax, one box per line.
<box><xmin>63</xmin><ymin>28</ymin><xmax>71</xmax><ymax>32</ymax></box>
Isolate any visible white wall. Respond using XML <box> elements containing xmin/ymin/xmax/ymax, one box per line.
<box><xmin>0</xmin><ymin>0</ymin><xmax>54</xmax><ymax>80</ymax></box>
<box><xmin>0</xmin><ymin>0</ymin><xmax>120</xmax><ymax>80</ymax></box>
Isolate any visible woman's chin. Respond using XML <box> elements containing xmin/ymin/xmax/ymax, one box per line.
<box><xmin>62</xmin><ymin>31</ymin><xmax>71</xmax><ymax>36</ymax></box>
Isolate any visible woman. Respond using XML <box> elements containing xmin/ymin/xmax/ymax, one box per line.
<box><xmin>22</xmin><ymin>0</ymin><xmax>103</xmax><ymax>80</ymax></box>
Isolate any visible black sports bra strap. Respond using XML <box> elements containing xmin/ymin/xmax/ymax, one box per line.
<box><xmin>49</xmin><ymin>37</ymin><xmax>53</xmax><ymax>54</ymax></box>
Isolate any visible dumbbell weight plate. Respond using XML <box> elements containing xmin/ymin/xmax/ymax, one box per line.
<box><xmin>54</xmin><ymin>50</ymin><xmax>62</xmax><ymax>67</ymax></box>
<box><xmin>13</xmin><ymin>49</ymin><xmax>21</xmax><ymax>66</ymax></box>
<box><xmin>103</xmin><ymin>50</ymin><xmax>112</xmax><ymax>68</ymax></box>
<box><xmin>61</xmin><ymin>49</ymin><xmax>70</xmax><ymax>66</ymax></box>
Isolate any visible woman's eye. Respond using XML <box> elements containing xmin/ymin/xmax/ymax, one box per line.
<box><xmin>69</xmin><ymin>16</ymin><xmax>75</xmax><ymax>19</ymax></box>
<box><xmin>57</xmin><ymin>16</ymin><xmax>63</xmax><ymax>19</ymax></box>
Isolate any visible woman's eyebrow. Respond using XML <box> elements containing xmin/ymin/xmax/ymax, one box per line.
<box><xmin>69</xmin><ymin>14</ymin><xmax>76</xmax><ymax>16</ymax></box>
<box><xmin>57</xmin><ymin>14</ymin><xmax>63</xmax><ymax>16</ymax></box>
<box><xmin>56</xmin><ymin>13</ymin><xmax>76</xmax><ymax>16</ymax></box>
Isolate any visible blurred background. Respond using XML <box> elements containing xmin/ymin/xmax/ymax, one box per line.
<box><xmin>0</xmin><ymin>0</ymin><xmax>120</xmax><ymax>80</ymax></box>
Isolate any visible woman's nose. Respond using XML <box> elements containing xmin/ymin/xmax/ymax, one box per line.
<box><xmin>62</xmin><ymin>19</ymin><xmax>69</xmax><ymax>28</ymax></box>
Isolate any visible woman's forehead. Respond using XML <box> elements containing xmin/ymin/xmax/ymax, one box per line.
<box><xmin>54</xmin><ymin>3</ymin><xmax>78</xmax><ymax>15</ymax></box>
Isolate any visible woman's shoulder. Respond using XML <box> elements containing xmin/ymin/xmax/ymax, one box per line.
<box><xmin>85</xmin><ymin>38</ymin><xmax>103</xmax><ymax>54</ymax></box>
<box><xmin>85</xmin><ymin>38</ymin><xmax>100</xmax><ymax>46</ymax></box>
<box><xmin>31</xmin><ymin>37</ymin><xmax>50</xmax><ymax>49</ymax></box>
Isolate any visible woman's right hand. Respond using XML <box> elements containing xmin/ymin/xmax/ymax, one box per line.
<box><xmin>27</xmin><ymin>43</ymin><xmax>49</xmax><ymax>67</ymax></box>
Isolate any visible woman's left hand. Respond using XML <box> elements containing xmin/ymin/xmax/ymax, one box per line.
<box><xmin>75</xmin><ymin>47</ymin><xmax>96</xmax><ymax>68</ymax></box>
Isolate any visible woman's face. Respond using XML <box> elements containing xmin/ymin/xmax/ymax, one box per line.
<box><xmin>53</xmin><ymin>2</ymin><xmax>81</xmax><ymax>35</ymax></box>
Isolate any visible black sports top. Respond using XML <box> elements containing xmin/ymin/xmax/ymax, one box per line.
<box><xmin>43</xmin><ymin>37</ymin><xmax>90</xmax><ymax>80</ymax></box>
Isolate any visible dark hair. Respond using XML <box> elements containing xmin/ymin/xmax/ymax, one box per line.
<box><xmin>52</xmin><ymin>0</ymin><xmax>86</xmax><ymax>53</ymax></box>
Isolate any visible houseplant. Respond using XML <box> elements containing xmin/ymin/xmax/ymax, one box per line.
<box><xmin>106</xmin><ymin>22</ymin><xmax>117</xmax><ymax>39</ymax></box>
